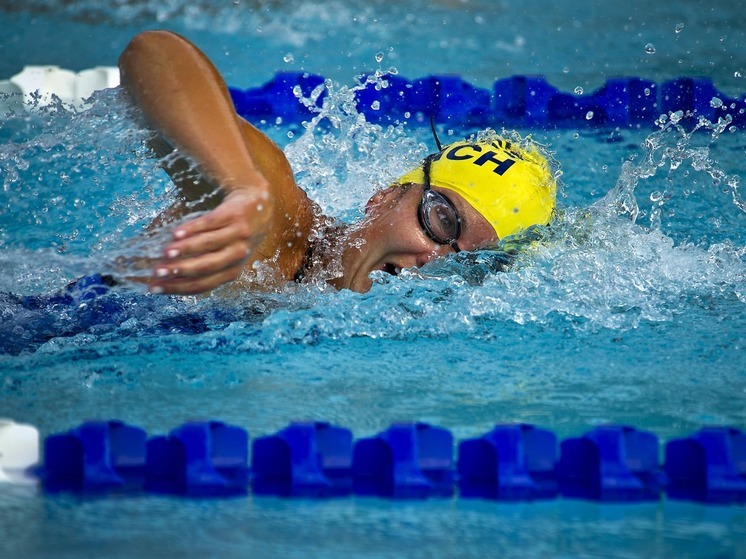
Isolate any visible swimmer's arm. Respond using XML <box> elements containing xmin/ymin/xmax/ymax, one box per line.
<box><xmin>118</xmin><ymin>30</ymin><xmax>311</xmax><ymax>294</ymax></box>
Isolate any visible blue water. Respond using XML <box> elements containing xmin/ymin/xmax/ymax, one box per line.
<box><xmin>1</xmin><ymin>1</ymin><xmax>745</xmax><ymax>558</ymax></box>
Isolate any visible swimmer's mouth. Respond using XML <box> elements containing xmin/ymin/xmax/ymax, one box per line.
<box><xmin>381</xmin><ymin>263</ymin><xmax>401</xmax><ymax>276</ymax></box>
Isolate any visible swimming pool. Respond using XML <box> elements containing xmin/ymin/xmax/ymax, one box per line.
<box><xmin>1</xmin><ymin>1</ymin><xmax>745</xmax><ymax>557</ymax></box>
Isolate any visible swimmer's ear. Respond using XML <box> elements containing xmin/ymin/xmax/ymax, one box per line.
<box><xmin>365</xmin><ymin>184</ymin><xmax>406</xmax><ymax>214</ymax></box>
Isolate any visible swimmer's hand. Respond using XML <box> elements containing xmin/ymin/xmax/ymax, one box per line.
<box><xmin>149</xmin><ymin>187</ymin><xmax>273</xmax><ymax>295</ymax></box>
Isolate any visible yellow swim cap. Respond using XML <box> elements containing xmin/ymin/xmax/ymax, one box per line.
<box><xmin>396</xmin><ymin>139</ymin><xmax>556</xmax><ymax>240</ymax></box>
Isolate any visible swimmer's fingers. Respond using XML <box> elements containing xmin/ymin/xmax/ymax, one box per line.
<box><xmin>161</xmin><ymin>220</ymin><xmax>257</xmax><ymax>263</ymax></box>
<box><xmin>171</xmin><ymin>189</ymin><xmax>272</xmax><ymax>242</ymax></box>
<box><xmin>154</xmin><ymin>241</ymin><xmax>251</xmax><ymax>281</ymax></box>
<box><xmin>150</xmin><ymin>261</ymin><xmax>246</xmax><ymax>295</ymax></box>
<box><xmin>149</xmin><ymin>190</ymin><xmax>273</xmax><ymax>294</ymax></box>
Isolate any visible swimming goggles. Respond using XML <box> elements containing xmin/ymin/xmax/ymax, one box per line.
<box><xmin>417</xmin><ymin>153</ymin><xmax>462</xmax><ymax>252</ymax></box>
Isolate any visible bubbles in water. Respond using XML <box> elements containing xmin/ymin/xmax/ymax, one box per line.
<box><xmin>675</xmin><ymin>22</ymin><xmax>685</xmax><ymax>33</ymax></box>
<box><xmin>585</xmin><ymin>111</ymin><xmax>594</xmax><ymax>120</ymax></box>
<box><xmin>736</xmin><ymin>71</ymin><xmax>743</xmax><ymax>78</ymax></box>
<box><xmin>710</xmin><ymin>97</ymin><xmax>723</xmax><ymax>109</ymax></box>
<box><xmin>574</xmin><ymin>86</ymin><xmax>584</xmax><ymax>95</ymax></box>
<box><xmin>669</xmin><ymin>110</ymin><xmax>684</xmax><ymax>124</ymax></box>
<box><xmin>650</xmin><ymin>191</ymin><xmax>664</xmax><ymax>202</ymax></box>
<box><xmin>645</xmin><ymin>43</ymin><xmax>656</xmax><ymax>54</ymax></box>
<box><xmin>375</xmin><ymin>52</ymin><xmax>384</xmax><ymax>63</ymax></box>
<box><xmin>283</xmin><ymin>53</ymin><xmax>295</xmax><ymax>63</ymax></box>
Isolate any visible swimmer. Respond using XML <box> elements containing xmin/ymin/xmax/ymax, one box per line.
<box><xmin>118</xmin><ymin>30</ymin><xmax>556</xmax><ymax>295</ymax></box>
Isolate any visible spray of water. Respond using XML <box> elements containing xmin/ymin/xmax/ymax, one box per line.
<box><xmin>284</xmin><ymin>71</ymin><xmax>428</xmax><ymax>219</ymax></box>
<box><xmin>0</xmin><ymin>77</ymin><xmax>744</xmax><ymax>354</ymax></box>
<box><xmin>0</xmin><ymin>88</ymin><xmax>174</xmax><ymax>291</ymax></box>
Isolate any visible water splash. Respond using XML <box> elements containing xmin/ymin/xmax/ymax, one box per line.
<box><xmin>0</xmin><ymin>88</ymin><xmax>174</xmax><ymax>290</ymax></box>
<box><xmin>284</xmin><ymin>71</ymin><xmax>427</xmax><ymax>219</ymax></box>
<box><xmin>0</xmin><ymin>80</ymin><xmax>744</xmax><ymax>356</ymax></box>
<box><xmin>593</xmin><ymin>110</ymin><xmax>744</xmax><ymax>228</ymax></box>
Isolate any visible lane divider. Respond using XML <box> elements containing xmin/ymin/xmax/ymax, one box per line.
<box><xmin>230</xmin><ymin>72</ymin><xmax>746</xmax><ymax>129</ymax></box>
<box><xmin>2</xmin><ymin>419</ymin><xmax>744</xmax><ymax>504</ymax></box>
<box><xmin>1</xmin><ymin>66</ymin><xmax>744</xmax><ymax>129</ymax></box>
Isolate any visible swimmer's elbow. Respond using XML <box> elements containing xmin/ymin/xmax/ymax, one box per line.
<box><xmin>118</xmin><ymin>30</ymin><xmax>188</xmax><ymax>82</ymax></box>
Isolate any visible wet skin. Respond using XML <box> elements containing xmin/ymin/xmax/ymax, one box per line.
<box><xmin>332</xmin><ymin>183</ymin><xmax>498</xmax><ymax>293</ymax></box>
<box><xmin>119</xmin><ymin>30</ymin><xmax>497</xmax><ymax>296</ymax></box>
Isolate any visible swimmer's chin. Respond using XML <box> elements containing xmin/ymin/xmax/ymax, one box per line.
<box><xmin>334</xmin><ymin>261</ymin><xmax>403</xmax><ymax>293</ymax></box>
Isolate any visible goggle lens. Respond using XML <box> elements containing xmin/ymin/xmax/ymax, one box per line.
<box><xmin>418</xmin><ymin>188</ymin><xmax>462</xmax><ymax>251</ymax></box>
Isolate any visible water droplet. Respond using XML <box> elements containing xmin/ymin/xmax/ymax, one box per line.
<box><xmin>563</xmin><ymin>67</ymin><xmax>570</xmax><ymax>74</ymax></box>
<box><xmin>292</xmin><ymin>85</ymin><xmax>303</xmax><ymax>98</ymax></box>
<box><xmin>644</xmin><ymin>87</ymin><xmax>651</xmax><ymax>96</ymax></box>
<box><xmin>710</xmin><ymin>97</ymin><xmax>723</xmax><ymax>108</ymax></box>
<box><xmin>645</xmin><ymin>43</ymin><xmax>656</xmax><ymax>54</ymax></box>
<box><xmin>675</xmin><ymin>22</ymin><xmax>685</xmax><ymax>33</ymax></box>
<box><xmin>375</xmin><ymin>52</ymin><xmax>384</xmax><ymax>63</ymax></box>
<box><xmin>283</xmin><ymin>53</ymin><xmax>294</xmax><ymax>64</ymax></box>
<box><xmin>574</xmin><ymin>86</ymin><xmax>584</xmax><ymax>95</ymax></box>
<box><xmin>650</xmin><ymin>191</ymin><xmax>663</xmax><ymax>202</ymax></box>
<box><xmin>287</xmin><ymin>130</ymin><xmax>295</xmax><ymax>139</ymax></box>
<box><xmin>585</xmin><ymin>111</ymin><xmax>594</xmax><ymax>120</ymax></box>
<box><xmin>371</xmin><ymin>100</ymin><xmax>380</xmax><ymax>110</ymax></box>
<box><xmin>572</xmin><ymin>132</ymin><xmax>579</xmax><ymax>139</ymax></box>
<box><xmin>735</xmin><ymin>71</ymin><xmax>743</xmax><ymax>78</ymax></box>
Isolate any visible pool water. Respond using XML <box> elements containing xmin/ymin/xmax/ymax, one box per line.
<box><xmin>1</xmin><ymin>1</ymin><xmax>745</xmax><ymax>558</ymax></box>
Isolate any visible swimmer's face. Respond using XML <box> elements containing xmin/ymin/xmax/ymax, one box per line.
<box><xmin>334</xmin><ymin>184</ymin><xmax>498</xmax><ymax>293</ymax></box>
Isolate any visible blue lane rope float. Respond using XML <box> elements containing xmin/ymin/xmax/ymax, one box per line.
<box><xmin>145</xmin><ymin>421</ymin><xmax>250</xmax><ymax>497</ymax></box>
<box><xmin>228</xmin><ymin>72</ymin><xmax>746</xmax><ymax>128</ymax></box>
<box><xmin>3</xmin><ymin>67</ymin><xmax>744</xmax><ymax>128</ymax></box>
<box><xmin>3</xmin><ymin>419</ymin><xmax>744</xmax><ymax>504</ymax></box>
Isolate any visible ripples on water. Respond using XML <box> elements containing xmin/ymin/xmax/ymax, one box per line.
<box><xmin>0</xmin><ymin>77</ymin><xmax>744</xmax><ymax>356</ymax></box>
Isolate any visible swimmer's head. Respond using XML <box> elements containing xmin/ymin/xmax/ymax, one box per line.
<box><xmin>395</xmin><ymin>138</ymin><xmax>556</xmax><ymax>240</ymax></box>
